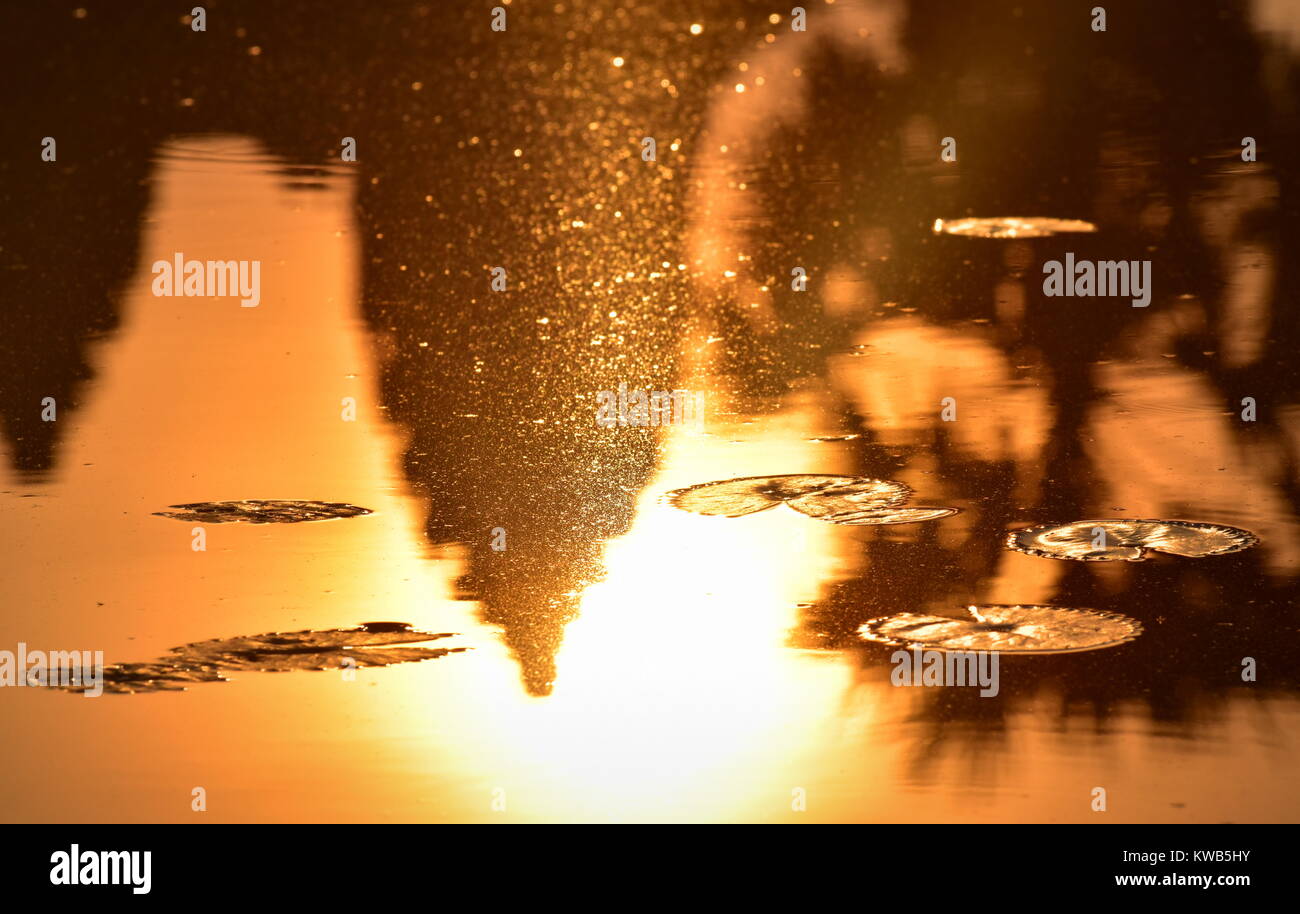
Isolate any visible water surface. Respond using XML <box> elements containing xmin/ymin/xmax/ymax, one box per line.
<box><xmin>2</xmin><ymin>0</ymin><xmax>1299</xmax><ymax>823</ymax></box>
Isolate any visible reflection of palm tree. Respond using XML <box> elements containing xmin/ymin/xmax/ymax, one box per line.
<box><xmin>859</xmin><ymin>549</ymin><xmax>1300</xmax><ymax>783</ymax></box>
<box><xmin>789</xmin><ymin>429</ymin><xmax>1018</xmax><ymax>651</ymax></box>
<box><xmin>690</xmin><ymin>0</ymin><xmax>1300</xmax><ymax>774</ymax></box>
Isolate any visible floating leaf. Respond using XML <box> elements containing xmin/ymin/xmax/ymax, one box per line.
<box><xmin>79</xmin><ymin>662</ymin><xmax>228</xmax><ymax>694</ymax></box>
<box><xmin>170</xmin><ymin>625</ymin><xmax>459</xmax><ymax>672</ymax></box>
<box><xmin>152</xmin><ymin>499</ymin><xmax>373</xmax><ymax>524</ymax></box>
<box><xmin>1006</xmin><ymin>519</ymin><xmax>1258</xmax><ymax>561</ymax></box>
<box><xmin>65</xmin><ymin>624</ymin><xmax>464</xmax><ymax>694</ymax></box>
<box><xmin>665</xmin><ymin>474</ymin><xmax>954</xmax><ymax>526</ymax></box>
<box><xmin>858</xmin><ymin>604</ymin><xmax>1143</xmax><ymax>654</ymax></box>
<box><xmin>180</xmin><ymin>645</ymin><xmax>459</xmax><ymax>674</ymax></box>
<box><xmin>665</xmin><ymin>474</ymin><xmax>911</xmax><ymax>518</ymax></box>
<box><xmin>932</xmin><ymin>216</ymin><xmax>1098</xmax><ymax>239</ymax></box>
<box><xmin>173</xmin><ymin>625</ymin><xmax>451</xmax><ymax>657</ymax></box>
<box><xmin>797</xmin><ymin>505</ymin><xmax>960</xmax><ymax>525</ymax></box>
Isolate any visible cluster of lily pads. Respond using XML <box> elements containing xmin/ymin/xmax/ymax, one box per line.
<box><xmin>59</xmin><ymin>209</ymin><xmax>1251</xmax><ymax>688</ymax></box>
<box><xmin>75</xmin><ymin>462</ymin><xmax>1258</xmax><ymax>692</ymax></box>
<box><xmin>49</xmin><ymin>501</ymin><xmax>455</xmax><ymax>694</ymax></box>
<box><xmin>664</xmin><ymin>473</ymin><xmax>1257</xmax><ymax>655</ymax></box>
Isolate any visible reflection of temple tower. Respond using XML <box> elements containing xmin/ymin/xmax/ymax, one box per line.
<box><xmin>388</xmin><ymin>405</ymin><xmax>661</xmax><ymax>696</ymax></box>
<box><xmin>0</xmin><ymin>0</ymin><xmax>704</xmax><ymax>695</ymax></box>
<box><xmin>0</xmin><ymin>1</ymin><xmax>350</xmax><ymax>476</ymax></box>
<box><xmin>0</xmin><ymin>100</ymin><xmax>143</xmax><ymax>476</ymax></box>
<box><xmin>348</xmin><ymin>6</ymin><xmax>705</xmax><ymax>695</ymax></box>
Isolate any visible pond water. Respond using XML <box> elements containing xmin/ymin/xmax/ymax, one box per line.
<box><xmin>1</xmin><ymin>0</ymin><xmax>1299</xmax><ymax>823</ymax></box>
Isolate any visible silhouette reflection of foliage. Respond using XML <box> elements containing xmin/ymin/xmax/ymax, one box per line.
<box><xmin>1007</xmin><ymin>519</ymin><xmax>1259</xmax><ymax>562</ymax></box>
<box><xmin>66</xmin><ymin>622</ymin><xmax>465</xmax><ymax>694</ymax></box>
<box><xmin>152</xmin><ymin>499</ymin><xmax>373</xmax><ymax>524</ymax></box>
<box><xmin>859</xmin><ymin>604</ymin><xmax>1143</xmax><ymax>655</ymax></box>
<box><xmin>665</xmin><ymin>474</ymin><xmax>956</xmax><ymax>525</ymax></box>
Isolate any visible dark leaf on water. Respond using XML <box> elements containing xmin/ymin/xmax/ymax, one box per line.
<box><xmin>71</xmin><ymin>662</ymin><xmax>228</xmax><ymax>695</ymax></box>
<box><xmin>356</xmin><ymin>621</ymin><xmax>416</xmax><ymax>633</ymax></box>
<box><xmin>174</xmin><ymin>645</ymin><xmax>463</xmax><ymax>673</ymax></box>
<box><xmin>169</xmin><ymin>627</ymin><xmax>461</xmax><ymax>673</ymax></box>
<box><xmin>152</xmin><ymin>499</ymin><xmax>373</xmax><ymax>524</ymax></box>
<box><xmin>64</xmin><ymin>625</ymin><xmax>464</xmax><ymax>694</ymax></box>
<box><xmin>171</xmin><ymin>626</ymin><xmax>455</xmax><ymax>659</ymax></box>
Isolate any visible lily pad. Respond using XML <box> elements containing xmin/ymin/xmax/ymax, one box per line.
<box><xmin>932</xmin><ymin>216</ymin><xmax>1098</xmax><ymax>239</ymax></box>
<box><xmin>170</xmin><ymin>625</ymin><xmax>458</xmax><ymax>672</ymax></box>
<box><xmin>665</xmin><ymin>474</ymin><xmax>911</xmax><ymax>518</ymax></box>
<box><xmin>80</xmin><ymin>662</ymin><xmax>229</xmax><ymax>694</ymax></box>
<box><xmin>152</xmin><ymin>499</ymin><xmax>373</xmax><ymax>524</ymax></box>
<box><xmin>665</xmin><ymin>474</ymin><xmax>957</xmax><ymax>527</ymax></box>
<box><xmin>65</xmin><ymin>624</ymin><xmax>464</xmax><ymax>694</ymax></box>
<box><xmin>791</xmin><ymin>504</ymin><xmax>960</xmax><ymax>526</ymax></box>
<box><xmin>1006</xmin><ymin>519</ymin><xmax>1258</xmax><ymax>561</ymax></box>
<box><xmin>858</xmin><ymin>604</ymin><xmax>1143</xmax><ymax>654</ymax></box>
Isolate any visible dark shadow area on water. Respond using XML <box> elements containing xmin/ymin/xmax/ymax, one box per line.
<box><xmin>710</xmin><ymin>0</ymin><xmax>1300</xmax><ymax>776</ymax></box>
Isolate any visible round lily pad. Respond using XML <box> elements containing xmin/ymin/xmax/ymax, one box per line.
<box><xmin>1006</xmin><ymin>519</ymin><xmax>1258</xmax><ymax>561</ymax></box>
<box><xmin>664</xmin><ymin>474</ymin><xmax>911</xmax><ymax>518</ymax></box>
<box><xmin>858</xmin><ymin>604</ymin><xmax>1143</xmax><ymax>654</ymax></box>
<box><xmin>791</xmin><ymin>504</ymin><xmax>960</xmax><ymax>526</ymax></box>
